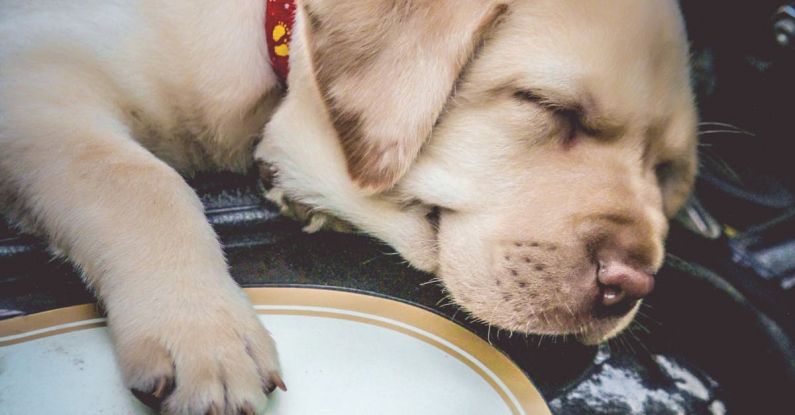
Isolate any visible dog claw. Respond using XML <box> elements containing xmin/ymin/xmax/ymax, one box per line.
<box><xmin>239</xmin><ymin>403</ymin><xmax>257</xmax><ymax>415</ymax></box>
<box><xmin>264</xmin><ymin>188</ymin><xmax>286</xmax><ymax>207</ymax></box>
<box><xmin>262</xmin><ymin>177</ymin><xmax>354</xmax><ymax>234</ymax></box>
<box><xmin>264</xmin><ymin>372</ymin><xmax>287</xmax><ymax>394</ymax></box>
<box><xmin>273</xmin><ymin>373</ymin><xmax>287</xmax><ymax>392</ymax></box>
<box><xmin>302</xmin><ymin>213</ymin><xmax>328</xmax><ymax>233</ymax></box>
<box><xmin>130</xmin><ymin>377</ymin><xmax>173</xmax><ymax>411</ymax></box>
<box><xmin>152</xmin><ymin>376</ymin><xmax>170</xmax><ymax>399</ymax></box>
<box><xmin>205</xmin><ymin>404</ymin><xmax>221</xmax><ymax>415</ymax></box>
<box><xmin>257</xmin><ymin>160</ymin><xmax>279</xmax><ymax>190</ymax></box>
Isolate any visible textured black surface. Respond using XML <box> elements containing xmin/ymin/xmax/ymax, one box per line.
<box><xmin>2</xmin><ymin>172</ymin><xmax>794</xmax><ymax>414</ymax></box>
<box><xmin>730</xmin><ymin>209</ymin><xmax>795</xmax><ymax>287</ymax></box>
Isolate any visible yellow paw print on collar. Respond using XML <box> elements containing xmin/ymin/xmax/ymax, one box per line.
<box><xmin>272</xmin><ymin>22</ymin><xmax>290</xmax><ymax>57</ymax></box>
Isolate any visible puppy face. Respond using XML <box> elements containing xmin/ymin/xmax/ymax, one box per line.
<box><xmin>396</xmin><ymin>0</ymin><xmax>697</xmax><ymax>343</ymax></box>
<box><xmin>269</xmin><ymin>0</ymin><xmax>697</xmax><ymax>344</ymax></box>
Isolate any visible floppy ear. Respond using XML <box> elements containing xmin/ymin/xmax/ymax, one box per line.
<box><xmin>300</xmin><ymin>0</ymin><xmax>509</xmax><ymax>193</ymax></box>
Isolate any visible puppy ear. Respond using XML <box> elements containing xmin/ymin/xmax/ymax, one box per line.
<box><xmin>301</xmin><ymin>0</ymin><xmax>509</xmax><ymax>193</ymax></box>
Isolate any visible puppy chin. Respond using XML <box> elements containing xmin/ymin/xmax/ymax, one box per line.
<box><xmin>575</xmin><ymin>302</ymin><xmax>642</xmax><ymax>345</ymax></box>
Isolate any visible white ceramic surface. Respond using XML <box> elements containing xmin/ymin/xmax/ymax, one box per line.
<box><xmin>0</xmin><ymin>288</ymin><xmax>550</xmax><ymax>415</ymax></box>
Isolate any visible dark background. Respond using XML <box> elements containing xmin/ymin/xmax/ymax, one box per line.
<box><xmin>2</xmin><ymin>1</ymin><xmax>795</xmax><ymax>414</ymax></box>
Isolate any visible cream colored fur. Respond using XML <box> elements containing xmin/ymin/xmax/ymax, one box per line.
<box><xmin>0</xmin><ymin>0</ymin><xmax>697</xmax><ymax>413</ymax></box>
<box><xmin>1</xmin><ymin>1</ymin><xmax>281</xmax><ymax>414</ymax></box>
<box><xmin>261</xmin><ymin>0</ymin><xmax>696</xmax><ymax>344</ymax></box>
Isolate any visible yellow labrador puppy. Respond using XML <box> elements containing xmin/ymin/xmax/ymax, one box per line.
<box><xmin>0</xmin><ymin>0</ymin><xmax>697</xmax><ymax>413</ymax></box>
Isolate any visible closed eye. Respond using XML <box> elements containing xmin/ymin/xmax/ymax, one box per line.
<box><xmin>513</xmin><ymin>90</ymin><xmax>585</xmax><ymax>144</ymax></box>
<box><xmin>654</xmin><ymin>160</ymin><xmax>675</xmax><ymax>183</ymax></box>
<box><xmin>654</xmin><ymin>160</ymin><xmax>684</xmax><ymax>192</ymax></box>
<box><xmin>512</xmin><ymin>88</ymin><xmax>624</xmax><ymax>144</ymax></box>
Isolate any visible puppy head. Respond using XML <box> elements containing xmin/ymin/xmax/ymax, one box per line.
<box><xmin>300</xmin><ymin>0</ymin><xmax>697</xmax><ymax>344</ymax></box>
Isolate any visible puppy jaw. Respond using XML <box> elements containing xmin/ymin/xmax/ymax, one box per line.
<box><xmin>429</xmin><ymin>191</ymin><xmax>665</xmax><ymax>343</ymax></box>
<box><xmin>392</xmin><ymin>0</ymin><xmax>697</xmax><ymax>343</ymax></box>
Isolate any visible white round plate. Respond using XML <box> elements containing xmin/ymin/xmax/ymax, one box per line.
<box><xmin>0</xmin><ymin>287</ymin><xmax>550</xmax><ymax>414</ymax></box>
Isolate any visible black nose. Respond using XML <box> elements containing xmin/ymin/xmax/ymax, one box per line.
<box><xmin>595</xmin><ymin>260</ymin><xmax>655</xmax><ymax>316</ymax></box>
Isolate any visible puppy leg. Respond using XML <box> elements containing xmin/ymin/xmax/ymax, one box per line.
<box><xmin>1</xmin><ymin>109</ymin><xmax>281</xmax><ymax>414</ymax></box>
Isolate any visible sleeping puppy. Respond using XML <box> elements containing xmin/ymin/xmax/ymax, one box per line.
<box><xmin>0</xmin><ymin>0</ymin><xmax>696</xmax><ymax>414</ymax></box>
<box><xmin>260</xmin><ymin>0</ymin><xmax>697</xmax><ymax>343</ymax></box>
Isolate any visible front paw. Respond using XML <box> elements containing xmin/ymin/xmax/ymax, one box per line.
<box><xmin>112</xmin><ymin>293</ymin><xmax>283</xmax><ymax>414</ymax></box>
<box><xmin>257</xmin><ymin>160</ymin><xmax>353</xmax><ymax>234</ymax></box>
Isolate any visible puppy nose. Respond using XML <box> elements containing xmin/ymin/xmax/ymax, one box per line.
<box><xmin>596</xmin><ymin>260</ymin><xmax>655</xmax><ymax>314</ymax></box>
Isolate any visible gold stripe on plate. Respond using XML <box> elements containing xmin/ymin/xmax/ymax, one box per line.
<box><xmin>0</xmin><ymin>304</ymin><xmax>103</xmax><ymax>342</ymax></box>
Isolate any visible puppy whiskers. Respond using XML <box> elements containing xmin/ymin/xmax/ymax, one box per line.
<box><xmin>555</xmin><ymin>292</ymin><xmax>575</xmax><ymax>318</ymax></box>
<box><xmin>420</xmin><ymin>277</ymin><xmax>442</xmax><ymax>287</ymax></box>
<box><xmin>698</xmin><ymin>129</ymin><xmax>756</xmax><ymax>137</ymax></box>
<box><xmin>627</xmin><ymin>323</ymin><xmax>652</xmax><ymax>358</ymax></box>
<box><xmin>698</xmin><ymin>121</ymin><xmax>754</xmax><ymax>136</ymax></box>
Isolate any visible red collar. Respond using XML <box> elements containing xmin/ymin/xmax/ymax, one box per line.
<box><xmin>265</xmin><ymin>0</ymin><xmax>296</xmax><ymax>85</ymax></box>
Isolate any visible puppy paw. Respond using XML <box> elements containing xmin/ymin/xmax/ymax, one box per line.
<box><xmin>114</xmin><ymin>295</ymin><xmax>283</xmax><ymax>415</ymax></box>
<box><xmin>258</xmin><ymin>160</ymin><xmax>353</xmax><ymax>234</ymax></box>
<box><xmin>380</xmin><ymin>204</ymin><xmax>440</xmax><ymax>274</ymax></box>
